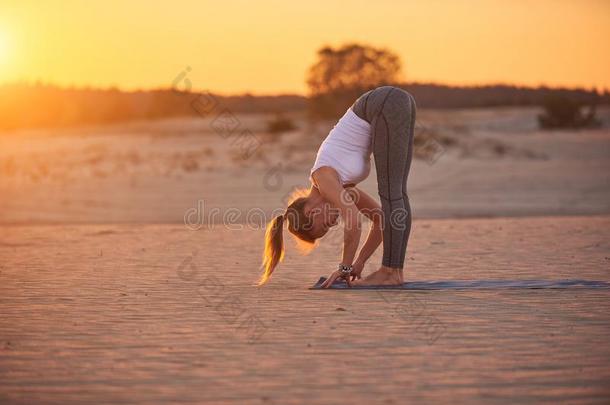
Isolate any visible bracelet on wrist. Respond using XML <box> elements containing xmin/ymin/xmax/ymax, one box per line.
<box><xmin>338</xmin><ymin>264</ymin><xmax>353</xmax><ymax>275</ymax></box>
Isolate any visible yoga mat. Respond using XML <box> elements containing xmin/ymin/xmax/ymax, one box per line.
<box><xmin>310</xmin><ymin>277</ymin><xmax>610</xmax><ymax>290</ymax></box>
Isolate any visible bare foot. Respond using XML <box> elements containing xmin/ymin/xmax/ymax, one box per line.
<box><xmin>352</xmin><ymin>266</ymin><xmax>404</xmax><ymax>286</ymax></box>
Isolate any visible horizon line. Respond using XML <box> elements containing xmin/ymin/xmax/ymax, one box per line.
<box><xmin>1</xmin><ymin>79</ymin><xmax>608</xmax><ymax>97</ymax></box>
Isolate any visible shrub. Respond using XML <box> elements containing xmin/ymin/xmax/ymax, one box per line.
<box><xmin>538</xmin><ymin>96</ymin><xmax>601</xmax><ymax>129</ymax></box>
<box><xmin>266</xmin><ymin>114</ymin><xmax>297</xmax><ymax>134</ymax></box>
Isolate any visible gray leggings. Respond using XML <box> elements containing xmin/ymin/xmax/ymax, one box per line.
<box><xmin>351</xmin><ymin>86</ymin><xmax>416</xmax><ymax>269</ymax></box>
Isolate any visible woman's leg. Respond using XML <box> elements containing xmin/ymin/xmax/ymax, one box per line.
<box><xmin>352</xmin><ymin>86</ymin><xmax>416</xmax><ymax>279</ymax></box>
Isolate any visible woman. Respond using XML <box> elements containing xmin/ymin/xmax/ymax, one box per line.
<box><xmin>259</xmin><ymin>86</ymin><xmax>416</xmax><ymax>288</ymax></box>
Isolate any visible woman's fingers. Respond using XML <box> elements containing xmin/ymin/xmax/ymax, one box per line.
<box><xmin>321</xmin><ymin>271</ymin><xmax>355</xmax><ymax>288</ymax></box>
<box><xmin>322</xmin><ymin>276</ymin><xmax>335</xmax><ymax>288</ymax></box>
<box><xmin>344</xmin><ymin>275</ymin><xmax>352</xmax><ymax>288</ymax></box>
<box><xmin>321</xmin><ymin>273</ymin><xmax>337</xmax><ymax>288</ymax></box>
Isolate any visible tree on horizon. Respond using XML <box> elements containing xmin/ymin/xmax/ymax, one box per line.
<box><xmin>306</xmin><ymin>43</ymin><xmax>403</xmax><ymax>118</ymax></box>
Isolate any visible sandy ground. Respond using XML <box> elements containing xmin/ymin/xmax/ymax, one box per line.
<box><xmin>0</xmin><ymin>107</ymin><xmax>609</xmax><ymax>223</ymax></box>
<box><xmin>1</xmin><ymin>107</ymin><xmax>610</xmax><ymax>403</ymax></box>
<box><xmin>1</xmin><ymin>216</ymin><xmax>609</xmax><ymax>404</ymax></box>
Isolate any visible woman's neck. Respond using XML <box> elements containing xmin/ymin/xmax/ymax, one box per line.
<box><xmin>305</xmin><ymin>185</ymin><xmax>325</xmax><ymax>209</ymax></box>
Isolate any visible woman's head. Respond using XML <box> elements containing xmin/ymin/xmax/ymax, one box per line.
<box><xmin>300</xmin><ymin>194</ymin><xmax>340</xmax><ymax>239</ymax></box>
<box><xmin>258</xmin><ymin>187</ymin><xmax>339</xmax><ymax>285</ymax></box>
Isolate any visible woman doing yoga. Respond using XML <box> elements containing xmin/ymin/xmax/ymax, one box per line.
<box><xmin>259</xmin><ymin>86</ymin><xmax>416</xmax><ymax>288</ymax></box>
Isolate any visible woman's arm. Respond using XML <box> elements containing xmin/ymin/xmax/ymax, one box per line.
<box><xmin>315</xmin><ymin>168</ymin><xmax>362</xmax><ymax>287</ymax></box>
<box><xmin>349</xmin><ymin>187</ymin><xmax>383</xmax><ymax>266</ymax></box>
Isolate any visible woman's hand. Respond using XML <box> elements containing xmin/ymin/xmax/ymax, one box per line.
<box><xmin>350</xmin><ymin>261</ymin><xmax>364</xmax><ymax>281</ymax></box>
<box><xmin>321</xmin><ymin>269</ymin><xmax>353</xmax><ymax>289</ymax></box>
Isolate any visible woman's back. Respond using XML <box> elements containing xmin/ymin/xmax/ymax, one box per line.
<box><xmin>309</xmin><ymin>108</ymin><xmax>372</xmax><ymax>186</ymax></box>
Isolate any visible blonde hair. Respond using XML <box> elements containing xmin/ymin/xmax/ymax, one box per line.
<box><xmin>258</xmin><ymin>187</ymin><xmax>319</xmax><ymax>285</ymax></box>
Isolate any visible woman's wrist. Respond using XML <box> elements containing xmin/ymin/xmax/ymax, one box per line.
<box><xmin>338</xmin><ymin>263</ymin><xmax>353</xmax><ymax>275</ymax></box>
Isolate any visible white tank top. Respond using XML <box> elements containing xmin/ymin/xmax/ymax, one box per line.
<box><xmin>309</xmin><ymin>108</ymin><xmax>372</xmax><ymax>187</ymax></box>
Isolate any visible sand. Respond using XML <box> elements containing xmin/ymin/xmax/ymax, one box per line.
<box><xmin>1</xmin><ymin>107</ymin><xmax>609</xmax><ymax>224</ymax></box>
<box><xmin>1</xmin><ymin>216</ymin><xmax>609</xmax><ymax>403</ymax></box>
<box><xmin>1</xmin><ymin>107</ymin><xmax>609</xmax><ymax>403</ymax></box>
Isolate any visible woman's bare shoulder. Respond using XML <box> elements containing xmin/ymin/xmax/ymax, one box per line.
<box><xmin>311</xmin><ymin>166</ymin><xmax>341</xmax><ymax>187</ymax></box>
<box><xmin>311</xmin><ymin>166</ymin><xmax>346</xmax><ymax>201</ymax></box>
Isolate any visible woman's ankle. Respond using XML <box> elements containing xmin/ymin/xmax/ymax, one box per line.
<box><xmin>380</xmin><ymin>265</ymin><xmax>404</xmax><ymax>281</ymax></box>
<box><xmin>380</xmin><ymin>265</ymin><xmax>403</xmax><ymax>273</ymax></box>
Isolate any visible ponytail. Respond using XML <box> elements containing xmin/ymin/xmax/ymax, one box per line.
<box><xmin>258</xmin><ymin>213</ymin><xmax>286</xmax><ymax>285</ymax></box>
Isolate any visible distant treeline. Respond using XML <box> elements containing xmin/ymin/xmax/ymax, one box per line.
<box><xmin>406</xmin><ymin>83</ymin><xmax>607</xmax><ymax>109</ymax></box>
<box><xmin>0</xmin><ymin>82</ymin><xmax>607</xmax><ymax>131</ymax></box>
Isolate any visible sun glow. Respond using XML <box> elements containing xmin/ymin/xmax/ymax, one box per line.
<box><xmin>0</xmin><ymin>28</ymin><xmax>11</xmax><ymax>68</ymax></box>
<box><xmin>1</xmin><ymin>1</ymin><xmax>609</xmax><ymax>93</ymax></box>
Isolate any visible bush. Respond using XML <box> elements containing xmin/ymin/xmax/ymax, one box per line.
<box><xmin>266</xmin><ymin>114</ymin><xmax>297</xmax><ymax>134</ymax></box>
<box><xmin>538</xmin><ymin>96</ymin><xmax>601</xmax><ymax>129</ymax></box>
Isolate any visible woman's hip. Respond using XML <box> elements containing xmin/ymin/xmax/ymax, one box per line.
<box><xmin>351</xmin><ymin>86</ymin><xmax>415</xmax><ymax>123</ymax></box>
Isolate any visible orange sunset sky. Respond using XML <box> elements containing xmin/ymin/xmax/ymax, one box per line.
<box><xmin>0</xmin><ymin>0</ymin><xmax>609</xmax><ymax>95</ymax></box>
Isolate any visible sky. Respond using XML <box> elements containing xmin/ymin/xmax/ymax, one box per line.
<box><xmin>0</xmin><ymin>0</ymin><xmax>609</xmax><ymax>95</ymax></box>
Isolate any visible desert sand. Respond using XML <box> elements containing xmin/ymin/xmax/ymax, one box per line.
<box><xmin>1</xmin><ymin>107</ymin><xmax>609</xmax><ymax>403</ymax></box>
<box><xmin>1</xmin><ymin>107</ymin><xmax>609</xmax><ymax>223</ymax></box>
